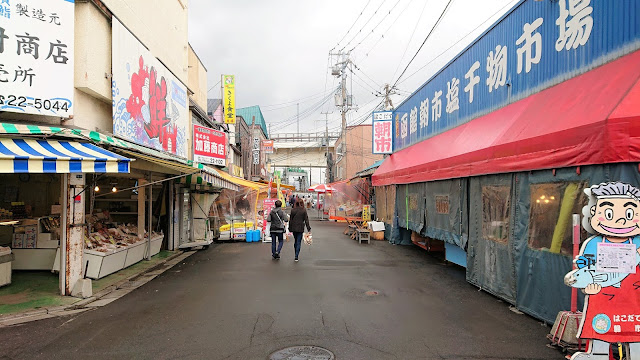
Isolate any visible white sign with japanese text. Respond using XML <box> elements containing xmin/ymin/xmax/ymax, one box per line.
<box><xmin>193</xmin><ymin>124</ymin><xmax>226</xmax><ymax>166</ymax></box>
<box><xmin>596</xmin><ymin>242</ymin><xmax>637</xmax><ymax>274</ymax></box>
<box><xmin>0</xmin><ymin>0</ymin><xmax>74</xmax><ymax>116</ymax></box>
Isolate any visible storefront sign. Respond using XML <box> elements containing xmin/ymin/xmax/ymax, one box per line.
<box><xmin>372</xmin><ymin>111</ymin><xmax>393</xmax><ymax>154</ymax></box>
<box><xmin>0</xmin><ymin>0</ymin><xmax>74</xmax><ymax>116</ymax></box>
<box><xmin>362</xmin><ymin>205</ymin><xmax>371</xmax><ymax>221</ymax></box>
<box><xmin>223</xmin><ymin>75</ymin><xmax>235</xmax><ymax>124</ymax></box>
<box><xmin>262</xmin><ymin>140</ymin><xmax>274</xmax><ymax>153</ymax></box>
<box><xmin>112</xmin><ymin>18</ymin><xmax>188</xmax><ymax>157</ymax></box>
<box><xmin>252</xmin><ymin>151</ymin><xmax>260</xmax><ymax>165</ymax></box>
<box><xmin>394</xmin><ymin>1</ymin><xmax>640</xmax><ymax>152</ymax></box>
<box><xmin>193</xmin><ymin>124</ymin><xmax>226</xmax><ymax>166</ymax></box>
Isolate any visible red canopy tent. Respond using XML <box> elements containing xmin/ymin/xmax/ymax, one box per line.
<box><xmin>373</xmin><ymin>49</ymin><xmax>640</xmax><ymax>186</ymax></box>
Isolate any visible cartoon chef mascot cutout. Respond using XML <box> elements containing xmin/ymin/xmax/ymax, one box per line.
<box><xmin>565</xmin><ymin>182</ymin><xmax>640</xmax><ymax>360</ymax></box>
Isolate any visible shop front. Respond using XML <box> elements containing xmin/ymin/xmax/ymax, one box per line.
<box><xmin>0</xmin><ymin>134</ymin><xmax>132</xmax><ymax>295</ymax></box>
<box><xmin>372</xmin><ymin>0</ymin><xmax>640</xmax><ymax>323</ymax></box>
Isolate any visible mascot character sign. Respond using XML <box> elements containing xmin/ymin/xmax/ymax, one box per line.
<box><xmin>565</xmin><ymin>182</ymin><xmax>640</xmax><ymax>359</ymax></box>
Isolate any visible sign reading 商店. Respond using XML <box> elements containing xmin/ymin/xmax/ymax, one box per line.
<box><xmin>0</xmin><ymin>0</ymin><xmax>74</xmax><ymax>116</ymax></box>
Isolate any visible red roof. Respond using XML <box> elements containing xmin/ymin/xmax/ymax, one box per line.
<box><xmin>372</xmin><ymin>49</ymin><xmax>640</xmax><ymax>186</ymax></box>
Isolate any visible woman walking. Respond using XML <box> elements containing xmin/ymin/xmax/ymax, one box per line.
<box><xmin>267</xmin><ymin>200</ymin><xmax>288</xmax><ymax>259</ymax></box>
<box><xmin>289</xmin><ymin>199</ymin><xmax>311</xmax><ymax>262</ymax></box>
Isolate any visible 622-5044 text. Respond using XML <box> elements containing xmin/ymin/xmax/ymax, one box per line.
<box><xmin>0</xmin><ymin>95</ymin><xmax>69</xmax><ymax>112</ymax></box>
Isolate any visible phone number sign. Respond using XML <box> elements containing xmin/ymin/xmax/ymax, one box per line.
<box><xmin>0</xmin><ymin>0</ymin><xmax>74</xmax><ymax>116</ymax></box>
<box><xmin>193</xmin><ymin>125</ymin><xmax>226</xmax><ymax>166</ymax></box>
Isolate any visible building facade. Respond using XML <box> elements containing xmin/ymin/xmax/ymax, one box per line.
<box><xmin>334</xmin><ymin>124</ymin><xmax>383</xmax><ymax>181</ymax></box>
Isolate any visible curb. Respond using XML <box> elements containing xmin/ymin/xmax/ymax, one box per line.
<box><xmin>0</xmin><ymin>249</ymin><xmax>196</xmax><ymax>327</ymax></box>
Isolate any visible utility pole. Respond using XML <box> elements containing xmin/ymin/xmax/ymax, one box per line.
<box><xmin>383</xmin><ymin>83</ymin><xmax>394</xmax><ymax>110</ymax></box>
<box><xmin>297</xmin><ymin>103</ymin><xmax>299</xmax><ymax>136</ymax></box>
<box><xmin>320</xmin><ymin>111</ymin><xmax>330</xmax><ymax>184</ymax></box>
<box><xmin>329</xmin><ymin>50</ymin><xmax>351</xmax><ymax>181</ymax></box>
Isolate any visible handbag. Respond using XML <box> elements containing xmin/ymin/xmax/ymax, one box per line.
<box><xmin>303</xmin><ymin>232</ymin><xmax>313</xmax><ymax>245</ymax></box>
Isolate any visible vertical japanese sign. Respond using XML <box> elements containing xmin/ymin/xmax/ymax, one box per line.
<box><xmin>372</xmin><ymin>111</ymin><xmax>393</xmax><ymax>154</ymax></box>
<box><xmin>362</xmin><ymin>205</ymin><xmax>371</xmax><ymax>221</ymax></box>
<box><xmin>0</xmin><ymin>0</ymin><xmax>74</xmax><ymax>116</ymax></box>
<box><xmin>111</xmin><ymin>18</ymin><xmax>188</xmax><ymax>157</ymax></box>
<box><xmin>193</xmin><ymin>124</ymin><xmax>226</xmax><ymax>166</ymax></box>
<box><xmin>252</xmin><ymin>137</ymin><xmax>260</xmax><ymax>165</ymax></box>
<box><xmin>222</xmin><ymin>75</ymin><xmax>235</xmax><ymax>124</ymax></box>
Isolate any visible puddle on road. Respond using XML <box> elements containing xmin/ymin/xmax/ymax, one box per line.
<box><xmin>269</xmin><ymin>346</ymin><xmax>334</xmax><ymax>360</ymax></box>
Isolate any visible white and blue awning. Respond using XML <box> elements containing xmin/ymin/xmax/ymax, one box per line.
<box><xmin>0</xmin><ymin>138</ymin><xmax>131</xmax><ymax>173</ymax></box>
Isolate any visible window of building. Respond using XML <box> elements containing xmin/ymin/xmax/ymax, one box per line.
<box><xmin>528</xmin><ymin>181</ymin><xmax>588</xmax><ymax>256</ymax></box>
<box><xmin>482</xmin><ymin>185</ymin><xmax>511</xmax><ymax>243</ymax></box>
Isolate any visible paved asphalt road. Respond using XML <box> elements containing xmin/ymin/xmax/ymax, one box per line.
<box><xmin>0</xmin><ymin>219</ymin><xmax>562</xmax><ymax>360</ymax></box>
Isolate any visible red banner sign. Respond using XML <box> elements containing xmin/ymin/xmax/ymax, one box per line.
<box><xmin>193</xmin><ymin>125</ymin><xmax>226</xmax><ymax>166</ymax></box>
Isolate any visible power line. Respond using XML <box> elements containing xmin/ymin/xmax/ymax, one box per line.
<box><xmin>390</xmin><ymin>0</ymin><xmax>428</xmax><ymax>81</ymax></box>
<box><xmin>331</xmin><ymin>0</ymin><xmax>373</xmax><ymax>52</ymax></box>
<box><xmin>391</xmin><ymin>0</ymin><xmax>454</xmax><ymax>89</ymax></box>
<box><xmin>207</xmin><ymin>79</ymin><xmax>221</xmax><ymax>93</ymax></box>
<box><xmin>261</xmin><ymin>87</ymin><xmax>338</xmax><ymax>112</ymax></box>
<box><xmin>359</xmin><ymin>0</ymin><xmax>415</xmax><ymax>59</ymax></box>
<box><xmin>397</xmin><ymin>0</ymin><xmax>518</xmax><ymax>87</ymax></box>
<box><xmin>340</xmin><ymin>0</ymin><xmax>388</xmax><ymax>52</ymax></box>
<box><xmin>347</xmin><ymin>0</ymin><xmax>402</xmax><ymax>53</ymax></box>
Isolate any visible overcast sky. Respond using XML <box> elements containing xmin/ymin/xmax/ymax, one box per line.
<box><xmin>188</xmin><ymin>0</ymin><xmax>517</xmax><ymax>135</ymax></box>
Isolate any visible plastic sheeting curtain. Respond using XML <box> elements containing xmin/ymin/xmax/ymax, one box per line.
<box><xmin>191</xmin><ymin>192</ymin><xmax>219</xmax><ymax>241</ymax></box>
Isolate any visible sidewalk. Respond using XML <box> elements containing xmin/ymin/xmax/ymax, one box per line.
<box><xmin>0</xmin><ymin>249</ymin><xmax>193</xmax><ymax>326</ymax></box>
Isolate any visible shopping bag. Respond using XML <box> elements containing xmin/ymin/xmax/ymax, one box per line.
<box><xmin>303</xmin><ymin>232</ymin><xmax>313</xmax><ymax>245</ymax></box>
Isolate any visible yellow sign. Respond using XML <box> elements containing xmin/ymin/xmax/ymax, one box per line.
<box><xmin>362</xmin><ymin>205</ymin><xmax>371</xmax><ymax>221</ymax></box>
<box><xmin>232</xmin><ymin>164</ymin><xmax>243</xmax><ymax>178</ymax></box>
<box><xmin>222</xmin><ymin>75</ymin><xmax>236</xmax><ymax>124</ymax></box>
<box><xmin>275</xmin><ymin>176</ymin><xmax>286</xmax><ymax>205</ymax></box>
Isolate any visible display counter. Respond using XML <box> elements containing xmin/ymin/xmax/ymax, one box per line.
<box><xmin>0</xmin><ymin>246</ymin><xmax>12</xmax><ymax>287</ymax></box>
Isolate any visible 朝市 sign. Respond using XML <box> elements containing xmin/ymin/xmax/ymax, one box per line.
<box><xmin>0</xmin><ymin>0</ymin><xmax>74</xmax><ymax>116</ymax></box>
<box><xmin>193</xmin><ymin>125</ymin><xmax>226</xmax><ymax>166</ymax></box>
<box><xmin>111</xmin><ymin>18</ymin><xmax>188</xmax><ymax>157</ymax></box>
<box><xmin>394</xmin><ymin>0</ymin><xmax>640</xmax><ymax>152</ymax></box>
<box><xmin>372</xmin><ymin>111</ymin><xmax>392</xmax><ymax>154</ymax></box>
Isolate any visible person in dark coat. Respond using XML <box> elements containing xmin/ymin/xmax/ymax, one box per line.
<box><xmin>267</xmin><ymin>200</ymin><xmax>288</xmax><ymax>259</ymax></box>
<box><xmin>289</xmin><ymin>199</ymin><xmax>311</xmax><ymax>262</ymax></box>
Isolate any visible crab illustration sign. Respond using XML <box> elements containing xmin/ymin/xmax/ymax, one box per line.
<box><xmin>111</xmin><ymin>18</ymin><xmax>188</xmax><ymax>157</ymax></box>
<box><xmin>564</xmin><ymin>182</ymin><xmax>640</xmax><ymax>359</ymax></box>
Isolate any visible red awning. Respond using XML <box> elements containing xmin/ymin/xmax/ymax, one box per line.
<box><xmin>373</xmin><ymin>49</ymin><xmax>640</xmax><ymax>186</ymax></box>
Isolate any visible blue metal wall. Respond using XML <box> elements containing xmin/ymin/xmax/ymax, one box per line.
<box><xmin>394</xmin><ymin>0</ymin><xmax>640</xmax><ymax>151</ymax></box>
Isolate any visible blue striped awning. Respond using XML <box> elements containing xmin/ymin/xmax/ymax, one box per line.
<box><xmin>0</xmin><ymin>138</ymin><xmax>131</xmax><ymax>173</ymax></box>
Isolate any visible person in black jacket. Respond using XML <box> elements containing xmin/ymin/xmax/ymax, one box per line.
<box><xmin>289</xmin><ymin>199</ymin><xmax>311</xmax><ymax>262</ymax></box>
<box><xmin>267</xmin><ymin>200</ymin><xmax>288</xmax><ymax>259</ymax></box>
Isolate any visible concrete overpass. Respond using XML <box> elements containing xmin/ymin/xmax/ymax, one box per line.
<box><xmin>267</xmin><ymin>132</ymin><xmax>339</xmax><ymax>188</ymax></box>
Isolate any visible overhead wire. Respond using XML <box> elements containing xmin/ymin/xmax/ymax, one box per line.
<box><xmin>397</xmin><ymin>0</ymin><xmax>518</xmax><ymax>86</ymax></box>
<box><xmin>340</xmin><ymin>0</ymin><xmax>388</xmax><ymax>52</ymax></box>
<box><xmin>360</xmin><ymin>0</ymin><xmax>415</xmax><ymax>59</ymax></box>
<box><xmin>347</xmin><ymin>0</ymin><xmax>402</xmax><ymax>53</ymax></box>
<box><xmin>331</xmin><ymin>0</ymin><xmax>373</xmax><ymax>52</ymax></box>
<box><xmin>391</xmin><ymin>0</ymin><xmax>454</xmax><ymax>89</ymax></box>
<box><xmin>390</xmin><ymin>0</ymin><xmax>428</xmax><ymax>81</ymax></box>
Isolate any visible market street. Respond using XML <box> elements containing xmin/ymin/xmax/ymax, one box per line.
<box><xmin>0</xmin><ymin>219</ymin><xmax>559</xmax><ymax>360</ymax></box>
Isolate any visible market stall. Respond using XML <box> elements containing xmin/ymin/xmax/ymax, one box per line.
<box><xmin>324</xmin><ymin>179</ymin><xmax>369</xmax><ymax>220</ymax></box>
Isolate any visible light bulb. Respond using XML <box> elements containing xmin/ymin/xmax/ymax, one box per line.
<box><xmin>94</xmin><ymin>186</ymin><xmax>99</xmax><ymax>192</ymax></box>
<box><xmin>550</xmin><ymin>196</ymin><xmax>555</xmax><ymax>200</ymax></box>
<box><xmin>540</xmin><ymin>195</ymin><xmax>546</xmax><ymax>199</ymax></box>
<box><xmin>111</xmin><ymin>187</ymin><xmax>117</xmax><ymax>192</ymax></box>
<box><xmin>544</xmin><ymin>199</ymin><xmax>550</xmax><ymax>203</ymax></box>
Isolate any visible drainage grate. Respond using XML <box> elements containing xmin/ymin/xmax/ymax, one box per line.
<box><xmin>269</xmin><ymin>345</ymin><xmax>335</xmax><ymax>360</ymax></box>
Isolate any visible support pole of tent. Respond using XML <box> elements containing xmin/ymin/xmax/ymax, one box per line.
<box><xmin>571</xmin><ymin>214</ymin><xmax>580</xmax><ymax>313</ymax></box>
